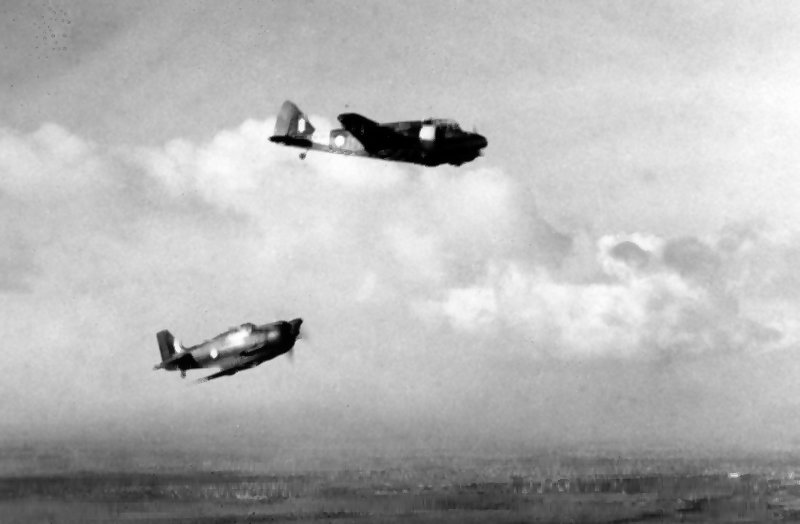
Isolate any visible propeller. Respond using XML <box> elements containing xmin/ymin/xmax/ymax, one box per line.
<box><xmin>285</xmin><ymin>318</ymin><xmax>306</xmax><ymax>363</ymax></box>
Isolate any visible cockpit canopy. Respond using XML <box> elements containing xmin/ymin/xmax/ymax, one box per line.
<box><xmin>224</xmin><ymin>323</ymin><xmax>255</xmax><ymax>336</ymax></box>
<box><xmin>415</xmin><ymin>119</ymin><xmax>463</xmax><ymax>140</ymax></box>
<box><xmin>424</xmin><ymin>118</ymin><xmax>461</xmax><ymax>129</ymax></box>
<box><xmin>426</xmin><ymin>119</ymin><xmax>463</xmax><ymax>138</ymax></box>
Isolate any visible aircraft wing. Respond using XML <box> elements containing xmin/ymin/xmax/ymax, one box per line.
<box><xmin>196</xmin><ymin>367</ymin><xmax>239</xmax><ymax>383</ymax></box>
<box><xmin>337</xmin><ymin>113</ymin><xmax>405</xmax><ymax>153</ymax></box>
<box><xmin>269</xmin><ymin>135</ymin><xmax>356</xmax><ymax>156</ymax></box>
<box><xmin>195</xmin><ymin>361</ymin><xmax>256</xmax><ymax>383</ymax></box>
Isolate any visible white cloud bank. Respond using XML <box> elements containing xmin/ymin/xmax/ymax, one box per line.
<box><xmin>428</xmin><ymin>229</ymin><xmax>789</xmax><ymax>360</ymax></box>
<box><xmin>2</xmin><ymin>118</ymin><xmax>800</xmax><ymax>448</ymax></box>
<box><xmin>2</xmin><ymin>119</ymin><xmax>797</xmax><ymax>361</ymax></box>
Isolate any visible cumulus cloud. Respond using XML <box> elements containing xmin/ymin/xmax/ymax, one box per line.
<box><xmin>2</xmin><ymin>117</ymin><xmax>799</xmax><ymax>448</ymax></box>
<box><xmin>128</xmin><ymin>117</ymin><xmax>572</xmax><ymax>302</ymax></box>
<box><xmin>0</xmin><ymin>118</ymin><xmax>571</xmax><ymax>432</ymax></box>
<box><xmin>430</xmin><ymin>230</ymin><xmax>790</xmax><ymax>360</ymax></box>
<box><xmin>3</xmin><ymin>120</ymin><xmax>798</xmax><ymax>363</ymax></box>
<box><xmin>124</xmin><ymin>117</ymin><xmax>800</xmax><ymax>365</ymax></box>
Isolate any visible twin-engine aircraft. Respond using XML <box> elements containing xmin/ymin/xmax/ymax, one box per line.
<box><xmin>269</xmin><ymin>100</ymin><xmax>488</xmax><ymax>167</ymax></box>
<box><xmin>153</xmin><ymin>318</ymin><xmax>304</xmax><ymax>383</ymax></box>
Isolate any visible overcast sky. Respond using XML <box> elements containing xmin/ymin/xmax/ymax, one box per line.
<box><xmin>3</xmin><ymin>0</ymin><xmax>800</xmax><ymax>457</ymax></box>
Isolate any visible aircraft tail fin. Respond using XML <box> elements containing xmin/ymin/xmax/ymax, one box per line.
<box><xmin>271</xmin><ymin>100</ymin><xmax>315</xmax><ymax>142</ymax></box>
<box><xmin>156</xmin><ymin>330</ymin><xmax>182</xmax><ymax>363</ymax></box>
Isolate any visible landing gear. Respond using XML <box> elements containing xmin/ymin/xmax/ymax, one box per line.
<box><xmin>299</xmin><ymin>151</ymin><xmax>308</xmax><ymax>160</ymax></box>
<box><xmin>180</xmin><ymin>369</ymin><xmax>186</xmax><ymax>379</ymax></box>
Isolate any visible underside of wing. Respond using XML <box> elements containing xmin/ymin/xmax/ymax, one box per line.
<box><xmin>195</xmin><ymin>361</ymin><xmax>256</xmax><ymax>383</ymax></box>
<box><xmin>326</xmin><ymin>147</ymin><xmax>371</xmax><ymax>158</ymax></box>
<box><xmin>270</xmin><ymin>137</ymin><xmax>355</xmax><ymax>156</ymax></box>
<box><xmin>195</xmin><ymin>367</ymin><xmax>240</xmax><ymax>383</ymax></box>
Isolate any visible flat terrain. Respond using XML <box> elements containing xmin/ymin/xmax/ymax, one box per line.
<box><xmin>4</xmin><ymin>444</ymin><xmax>800</xmax><ymax>522</ymax></box>
<box><xmin>1</xmin><ymin>468</ymin><xmax>797</xmax><ymax>523</ymax></box>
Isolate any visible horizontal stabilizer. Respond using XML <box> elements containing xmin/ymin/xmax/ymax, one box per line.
<box><xmin>154</xmin><ymin>351</ymin><xmax>197</xmax><ymax>371</ymax></box>
<box><xmin>269</xmin><ymin>135</ymin><xmax>314</xmax><ymax>148</ymax></box>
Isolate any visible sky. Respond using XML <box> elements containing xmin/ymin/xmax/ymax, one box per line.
<box><xmin>2</xmin><ymin>0</ymin><xmax>800</xmax><ymax>459</ymax></box>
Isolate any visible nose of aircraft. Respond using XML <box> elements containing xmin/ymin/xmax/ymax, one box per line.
<box><xmin>473</xmin><ymin>133</ymin><xmax>488</xmax><ymax>150</ymax></box>
<box><xmin>289</xmin><ymin>318</ymin><xmax>303</xmax><ymax>339</ymax></box>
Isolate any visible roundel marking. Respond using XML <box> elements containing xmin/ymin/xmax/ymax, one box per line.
<box><xmin>297</xmin><ymin>118</ymin><xmax>306</xmax><ymax>133</ymax></box>
<box><xmin>419</xmin><ymin>125</ymin><xmax>436</xmax><ymax>142</ymax></box>
<box><xmin>334</xmin><ymin>134</ymin><xmax>346</xmax><ymax>148</ymax></box>
<box><xmin>210</xmin><ymin>348</ymin><xmax>219</xmax><ymax>359</ymax></box>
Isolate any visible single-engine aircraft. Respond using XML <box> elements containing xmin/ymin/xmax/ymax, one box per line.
<box><xmin>269</xmin><ymin>100</ymin><xmax>487</xmax><ymax>167</ymax></box>
<box><xmin>153</xmin><ymin>318</ymin><xmax>304</xmax><ymax>383</ymax></box>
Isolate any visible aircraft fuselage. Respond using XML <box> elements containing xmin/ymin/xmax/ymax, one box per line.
<box><xmin>187</xmin><ymin>324</ymin><xmax>289</xmax><ymax>369</ymax></box>
<box><xmin>334</xmin><ymin>114</ymin><xmax>488</xmax><ymax>166</ymax></box>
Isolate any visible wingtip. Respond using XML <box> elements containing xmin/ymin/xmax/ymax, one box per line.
<box><xmin>194</xmin><ymin>374</ymin><xmax>217</xmax><ymax>384</ymax></box>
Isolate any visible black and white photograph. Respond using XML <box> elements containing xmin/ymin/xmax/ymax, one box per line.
<box><xmin>2</xmin><ymin>1</ymin><xmax>800</xmax><ymax>522</ymax></box>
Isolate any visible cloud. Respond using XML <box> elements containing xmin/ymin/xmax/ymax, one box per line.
<box><xmin>129</xmin><ymin>117</ymin><xmax>572</xmax><ymax>298</ymax></box>
<box><xmin>2</xmin><ymin>118</ymin><xmax>800</xmax><ymax>450</ymax></box>
<box><xmin>3</xmin><ymin>119</ymin><xmax>798</xmax><ymax>366</ymax></box>
<box><xmin>662</xmin><ymin>237</ymin><xmax>721</xmax><ymax>283</ymax></box>
<box><xmin>609</xmin><ymin>240</ymin><xmax>650</xmax><ymax>269</ymax></box>
<box><xmin>126</xmin><ymin>115</ymin><xmax>796</xmax><ymax>365</ymax></box>
<box><xmin>0</xmin><ymin>118</ymin><xmax>571</xmax><ymax>433</ymax></box>
<box><xmin>429</xmin><ymin>230</ymin><xmax>790</xmax><ymax>360</ymax></box>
